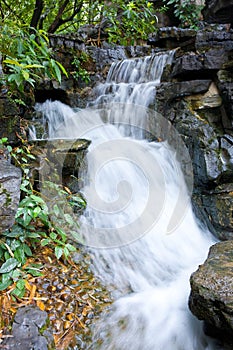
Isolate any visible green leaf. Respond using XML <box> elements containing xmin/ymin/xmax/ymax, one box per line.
<box><xmin>53</xmin><ymin>63</ymin><xmax>61</xmax><ymax>84</ymax></box>
<box><xmin>55</xmin><ymin>227</ymin><xmax>67</xmax><ymax>241</ymax></box>
<box><xmin>49</xmin><ymin>232</ymin><xmax>57</xmax><ymax>240</ymax></box>
<box><xmin>10</xmin><ymin>239</ymin><xmax>21</xmax><ymax>251</ymax></box>
<box><xmin>30</xmin><ymin>194</ymin><xmax>46</xmax><ymax>204</ymax></box>
<box><xmin>55</xmin><ymin>61</ymin><xmax>68</xmax><ymax>77</ymax></box>
<box><xmin>23</xmin><ymin>244</ymin><xmax>32</xmax><ymax>256</ymax></box>
<box><xmin>33</xmin><ymin>206</ymin><xmax>42</xmax><ymax>217</ymax></box>
<box><xmin>24</xmin><ymin>64</ymin><xmax>44</xmax><ymax>69</ymax></box>
<box><xmin>41</xmin><ymin>238</ymin><xmax>51</xmax><ymax>246</ymax></box>
<box><xmin>3</xmin><ymin>59</ymin><xmax>21</xmax><ymax>66</ymax></box>
<box><xmin>22</xmin><ymin>70</ymin><xmax>30</xmax><ymax>80</ymax></box>
<box><xmin>0</xmin><ymin>279</ymin><xmax>12</xmax><ymax>291</ymax></box>
<box><xmin>3</xmin><ymin>225</ymin><xmax>24</xmax><ymax>238</ymax></box>
<box><xmin>2</xmin><ymin>271</ymin><xmax>13</xmax><ymax>283</ymax></box>
<box><xmin>0</xmin><ymin>258</ymin><xmax>18</xmax><ymax>273</ymax></box>
<box><xmin>65</xmin><ymin>243</ymin><xmax>76</xmax><ymax>252</ymax></box>
<box><xmin>64</xmin><ymin>213</ymin><xmax>75</xmax><ymax>226</ymax></box>
<box><xmin>11</xmin><ymin>269</ymin><xmax>22</xmax><ymax>279</ymax></box>
<box><xmin>25</xmin><ymin>269</ymin><xmax>42</xmax><ymax>277</ymax></box>
<box><xmin>12</xmin><ymin>286</ymin><xmax>25</xmax><ymax>298</ymax></box>
<box><xmin>55</xmin><ymin>246</ymin><xmax>63</xmax><ymax>260</ymax></box>
<box><xmin>16</xmin><ymin>279</ymin><xmax>25</xmax><ymax>290</ymax></box>
<box><xmin>14</xmin><ymin>246</ymin><xmax>26</xmax><ymax>264</ymax></box>
<box><xmin>63</xmin><ymin>247</ymin><xmax>70</xmax><ymax>259</ymax></box>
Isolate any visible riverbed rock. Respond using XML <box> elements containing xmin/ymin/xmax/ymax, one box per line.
<box><xmin>2</xmin><ymin>306</ymin><xmax>53</xmax><ymax>350</ymax></box>
<box><xmin>189</xmin><ymin>241</ymin><xmax>233</xmax><ymax>347</ymax></box>
<box><xmin>0</xmin><ymin>160</ymin><xmax>21</xmax><ymax>232</ymax></box>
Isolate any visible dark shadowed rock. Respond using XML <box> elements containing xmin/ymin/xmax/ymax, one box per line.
<box><xmin>172</xmin><ymin>49</ymin><xmax>227</xmax><ymax>79</ymax></box>
<box><xmin>202</xmin><ymin>0</ymin><xmax>233</xmax><ymax>24</ymax></box>
<box><xmin>0</xmin><ymin>160</ymin><xmax>21</xmax><ymax>232</ymax></box>
<box><xmin>217</xmin><ymin>82</ymin><xmax>233</xmax><ymax>122</ymax></box>
<box><xmin>196</xmin><ymin>28</ymin><xmax>233</xmax><ymax>52</ymax></box>
<box><xmin>148</xmin><ymin>27</ymin><xmax>196</xmax><ymax>50</ymax></box>
<box><xmin>189</xmin><ymin>241</ymin><xmax>233</xmax><ymax>347</ymax></box>
<box><xmin>200</xmin><ymin>183</ymin><xmax>233</xmax><ymax>240</ymax></box>
<box><xmin>156</xmin><ymin>80</ymin><xmax>211</xmax><ymax>103</ymax></box>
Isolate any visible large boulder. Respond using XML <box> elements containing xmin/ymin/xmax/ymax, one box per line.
<box><xmin>189</xmin><ymin>241</ymin><xmax>233</xmax><ymax>348</ymax></box>
<box><xmin>0</xmin><ymin>160</ymin><xmax>21</xmax><ymax>232</ymax></box>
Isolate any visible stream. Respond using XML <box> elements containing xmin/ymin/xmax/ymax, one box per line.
<box><xmin>35</xmin><ymin>51</ymin><xmax>223</xmax><ymax>349</ymax></box>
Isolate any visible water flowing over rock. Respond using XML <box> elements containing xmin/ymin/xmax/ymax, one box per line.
<box><xmin>0</xmin><ymin>160</ymin><xmax>21</xmax><ymax>232</ymax></box>
<box><xmin>189</xmin><ymin>241</ymin><xmax>233</xmax><ymax>348</ymax></box>
<box><xmin>37</xmin><ymin>50</ymin><xmax>225</xmax><ymax>349</ymax></box>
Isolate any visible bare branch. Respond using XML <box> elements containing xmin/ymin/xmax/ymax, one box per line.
<box><xmin>48</xmin><ymin>0</ymin><xmax>83</xmax><ymax>33</ymax></box>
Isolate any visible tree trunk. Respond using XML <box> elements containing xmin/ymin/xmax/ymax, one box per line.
<box><xmin>30</xmin><ymin>0</ymin><xmax>44</xmax><ymax>29</ymax></box>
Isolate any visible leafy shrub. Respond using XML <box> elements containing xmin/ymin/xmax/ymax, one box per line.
<box><xmin>0</xmin><ymin>139</ymin><xmax>86</xmax><ymax>296</ymax></box>
<box><xmin>102</xmin><ymin>0</ymin><xmax>159</xmax><ymax>45</ymax></box>
<box><xmin>1</xmin><ymin>26</ymin><xmax>68</xmax><ymax>98</ymax></box>
<box><xmin>71</xmin><ymin>52</ymin><xmax>90</xmax><ymax>83</ymax></box>
<box><xmin>164</xmin><ymin>0</ymin><xmax>204</xmax><ymax>29</ymax></box>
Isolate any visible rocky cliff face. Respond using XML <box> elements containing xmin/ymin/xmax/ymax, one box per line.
<box><xmin>0</xmin><ymin>159</ymin><xmax>21</xmax><ymax>232</ymax></box>
<box><xmin>148</xmin><ymin>21</ymin><xmax>233</xmax><ymax>345</ymax></box>
<box><xmin>150</xmin><ymin>25</ymin><xmax>233</xmax><ymax>241</ymax></box>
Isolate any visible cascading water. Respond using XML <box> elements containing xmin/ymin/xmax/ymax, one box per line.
<box><xmin>35</xmin><ymin>52</ymin><xmax>224</xmax><ymax>349</ymax></box>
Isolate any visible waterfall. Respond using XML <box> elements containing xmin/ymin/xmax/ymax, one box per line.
<box><xmin>36</xmin><ymin>52</ymin><xmax>223</xmax><ymax>349</ymax></box>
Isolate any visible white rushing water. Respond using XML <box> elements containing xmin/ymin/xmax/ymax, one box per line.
<box><xmin>35</xmin><ymin>52</ymin><xmax>223</xmax><ymax>349</ymax></box>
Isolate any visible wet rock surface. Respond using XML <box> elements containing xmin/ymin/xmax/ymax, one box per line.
<box><xmin>0</xmin><ymin>160</ymin><xmax>21</xmax><ymax>232</ymax></box>
<box><xmin>3</xmin><ymin>306</ymin><xmax>53</xmax><ymax>350</ymax></box>
<box><xmin>189</xmin><ymin>241</ymin><xmax>233</xmax><ymax>348</ymax></box>
<box><xmin>30</xmin><ymin>139</ymin><xmax>91</xmax><ymax>194</ymax></box>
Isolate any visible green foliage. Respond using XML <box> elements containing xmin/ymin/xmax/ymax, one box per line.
<box><xmin>71</xmin><ymin>53</ymin><xmax>90</xmax><ymax>84</ymax></box>
<box><xmin>103</xmin><ymin>1</ymin><xmax>158</xmax><ymax>45</ymax></box>
<box><xmin>0</xmin><ymin>139</ymin><xmax>86</xmax><ymax>296</ymax></box>
<box><xmin>2</xmin><ymin>26</ymin><xmax>68</xmax><ymax>95</ymax></box>
<box><xmin>0</xmin><ymin>1</ymin><xmax>161</xmax><ymax>45</ymax></box>
<box><xmin>164</xmin><ymin>0</ymin><xmax>204</xmax><ymax>29</ymax></box>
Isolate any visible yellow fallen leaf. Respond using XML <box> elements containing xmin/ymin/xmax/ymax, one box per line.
<box><xmin>37</xmin><ymin>300</ymin><xmax>46</xmax><ymax>311</ymax></box>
